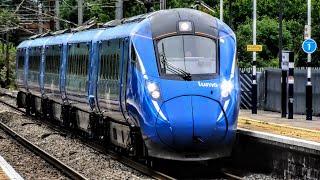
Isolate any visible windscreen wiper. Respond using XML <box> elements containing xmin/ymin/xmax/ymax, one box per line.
<box><xmin>160</xmin><ymin>43</ymin><xmax>192</xmax><ymax>81</ymax></box>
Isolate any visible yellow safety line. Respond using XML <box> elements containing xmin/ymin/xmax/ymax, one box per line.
<box><xmin>238</xmin><ymin>116</ymin><xmax>320</xmax><ymax>134</ymax></box>
<box><xmin>0</xmin><ymin>170</ymin><xmax>9</xmax><ymax>180</ymax></box>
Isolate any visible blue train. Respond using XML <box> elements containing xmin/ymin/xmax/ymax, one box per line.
<box><xmin>16</xmin><ymin>8</ymin><xmax>240</xmax><ymax>161</ymax></box>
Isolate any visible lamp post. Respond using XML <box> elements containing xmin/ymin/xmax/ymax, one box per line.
<box><xmin>306</xmin><ymin>0</ymin><xmax>313</xmax><ymax>120</ymax></box>
<box><xmin>220</xmin><ymin>0</ymin><xmax>223</xmax><ymax>21</ymax></box>
<box><xmin>251</xmin><ymin>0</ymin><xmax>257</xmax><ymax>114</ymax></box>
<box><xmin>279</xmin><ymin>0</ymin><xmax>287</xmax><ymax>118</ymax></box>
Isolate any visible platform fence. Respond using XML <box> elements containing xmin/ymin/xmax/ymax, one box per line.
<box><xmin>239</xmin><ymin>67</ymin><xmax>320</xmax><ymax>115</ymax></box>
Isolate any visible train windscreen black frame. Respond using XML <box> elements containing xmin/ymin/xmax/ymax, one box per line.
<box><xmin>156</xmin><ymin>35</ymin><xmax>218</xmax><ymax>80</ymax></box>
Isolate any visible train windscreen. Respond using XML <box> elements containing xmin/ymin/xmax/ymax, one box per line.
<box><xmin>157</xmin><ymin>35</ymin><xmax>217</xmax><ymax>77</ymax></box>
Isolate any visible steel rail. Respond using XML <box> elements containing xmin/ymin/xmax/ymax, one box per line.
<box><xmin>0</xmin><ymin>121</ymin><xmax>87</xmax><ymax>180</ymax></box>
<box><xmin>0</xmin><ymin>91</ymin><xmax>244</xmax><ymax>180</ymax></box>
<box><xmin>85</xmin><ymin>142</ymin><xmax>176</xmax><ymax>180</ymax></box>
<box><xmin>221</xmin><ymin>171</ymin><xmax>243</xmax><ymax>180</ymax></box>
<box><xmin>0</xmin><ymin>91</ymin><xmax>176</xmax><ymax>180</ymax></box>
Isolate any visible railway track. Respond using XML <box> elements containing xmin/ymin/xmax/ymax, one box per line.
<box><xmin>0</xmin><ymin>121</ymin><xmax>87</xmax><ymax>180</ymax></box>
<box><xmin>0</xmin><ymin>91</ymin><xmax>175</xmax><ymax>180</ymax></box>
<box><xmin>0</xmin><ymin>89</ymin><xmax>243</xmax><ymax>180</ymax></box>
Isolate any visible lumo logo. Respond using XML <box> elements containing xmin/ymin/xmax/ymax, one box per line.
<box><xmin>198</xmin><ymin>82</ymin><xmax>218</xmax><ymax>88</ymax></box>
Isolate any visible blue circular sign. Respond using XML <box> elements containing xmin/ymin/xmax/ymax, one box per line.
<box><xmin>302</xmin><ymin>39</ymin><xmax>317</xmax><ymax>54</ymax></box>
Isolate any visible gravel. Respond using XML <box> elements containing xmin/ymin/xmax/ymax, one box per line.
<box><xmin>0</xmin><ymin>102</ymin><xmax>149</xmax><ymax>180</ymax></box>
<box><xmin>0</xmin><ymin>129</ymin><xmax>69</xmax><ymax>180</ymax></box>
<box><xmin>243</xmin><ymin>174</ymin><xmax>276</xmax><ymax>180</ymax></box>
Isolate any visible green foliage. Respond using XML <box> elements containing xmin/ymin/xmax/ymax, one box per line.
<box><xmin>0</xmin><ymin>9</ymin><xmax>19</xmax><ymax>32</ymax></box>
<box><xmin>237</xmin><ymin>17</ymin><xmax>293</xmax><ymax>67</ymax></box>
<box><xmin>0</xmin><ymin>9</ymin><xmax>18</xmax><ymax>88</ymax></box>
<box><xmin>0</xmin><ymin>43</ymin><xmax>17</xmax><ymax>88</ymax></box>
<box><xmin>60</xmin><ymin>0</ymin><xmax>116</xmax><ymax>27</ymax></box>
<box><xmin>224</xmin><ymin>0</ymin><xmax>320</xmax><ymax>67</ymax></box>
<box><xmin>3</xmin><ymin>0</ymin><xmax>320</xmax><ymax>73</ymax></box>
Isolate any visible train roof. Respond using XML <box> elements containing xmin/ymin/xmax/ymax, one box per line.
<box><xmin>17</xmin><ymin>22</ymin><xmax>139</xmax><ymax>48</ymax></box>
<box><xmin>17</xmin><ymin>8</ymin><xmax>234</xmax><ymax>49</ymax></box>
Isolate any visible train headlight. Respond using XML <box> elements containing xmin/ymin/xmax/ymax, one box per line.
<box><xmin>178</xmin><ymin>21</ymin><xmax>193</xmax><ymax>33</ymax></box>
<box><xmin>221</xmin><ymin>80</ymin><xmax>233</xmax><ymax>98</ymax></box>
<box><xmin>147</xmin><ymin>83</ymin><xmax>157</xmax><ymax>92</ymax></box>
<box><xmin>146</xmin><ymin>82</ymin><xmax>161</xmax><ymax>100</ymax></box>
<box><xmin>151</xmin><ymin>91</ymin><xmax>161</xmax><ymax>99</ymax></box>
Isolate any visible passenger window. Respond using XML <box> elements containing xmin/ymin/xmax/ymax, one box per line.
<box><xmin>66</xmin><ymin>43</ymin><xmax>90</xmax><ymax>94</ymax></box>
<box><xmin>98</xmin><ymin>39</ymin><xmax>122</xmax><ymax>101</ymax></box>
<box><xmin>99</xmin><ymin>40</ymin><xmax>121</xmax><ymax>81</ymax></box>
<box><xmin>27</xmin><ymin>47</ymin><xmax>41</xmax><ymax>86</ymax></box>
<box><xmin>17</xmin><ymin>48</ymin><xmax>25</xmax><ymax>84</ymax></box>
<box><xmin>17</xmin><ymin>49</ymin><xmax>25</xmax><ymax>70</ymax></box>
<box><xmin>44</xmin><ymin>45</ymin><xmax>61</xmax><ymax>92</ymax></box>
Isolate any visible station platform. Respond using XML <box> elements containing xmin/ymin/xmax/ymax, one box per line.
<box><xmin>238</xmin><ymin>110</ymin><xmax>320</xmax><ymax>143</ymax></box>
<box><xmin>0</xmin><ymin>155</ymin><xmax>23</xmax><ymax>180</ymax></box>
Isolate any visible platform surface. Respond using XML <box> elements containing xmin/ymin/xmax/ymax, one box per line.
<box><xmin>0</xmin><ymin>155</ymin><xmax>23</xmax><ymax>180</ymax></box>
<box><xmin>239</xmin><ymin>110</ymin><xmax>320</xmax><ymax>143</ymax></box>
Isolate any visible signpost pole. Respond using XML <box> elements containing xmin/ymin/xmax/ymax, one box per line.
<box><xmin>287</xmin><ymin>51</ymin><xmax>294</xmax><ymax>119</ymax></box>
<box><xmin>279</xmin><ymin>0</ymin><xmax>287</xmax><ymax>118</ymax></box>
<box><xmin>306</xmin><ymin>0</ymin><xmax>312</xmax><ymax>120</ymax></box>
<box><xmin>281</xmin><ymin>52</ymin><xmax>287</xmax><ymax>118</ymax></box>
<box><xmin>281</xmin><ymin>61</ymin><xmax>287</xmax><ymax>118</ymax></box>
<box><xmin>252</xmin><ymin>0</ymin><xmax>257</xmax><ymax>114</ymax></box>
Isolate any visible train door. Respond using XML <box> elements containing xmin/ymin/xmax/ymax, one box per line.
<box><xmin>97</xmin><ymin>39</ymin><xmax>124</xmax><ymax>122</ymax></box>
<box><xmin>119</xmin><ymin>38</ymin><xmax>129</xmax><ymax>121</ymax></box>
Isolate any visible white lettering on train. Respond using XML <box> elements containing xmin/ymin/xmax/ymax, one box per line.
<box><xmin>198</xmin><ymin>82</ymin><xmax>218</xmax><ymax>88</ymax></box>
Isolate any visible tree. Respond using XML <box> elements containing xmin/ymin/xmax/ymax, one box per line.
<box><xmin>237</xmin><ymin>17</ymin><xmax>293</xmax><ymax>67</ymax></box>
<box><xmin>6</xmin><ymin>0</ymin><xmax>320</xmax><ymax>68</ymax></box>
<box><xmin>0</xmin><ymin>9</ymin><xmax>18</xmax><ymax>88</ymax></box>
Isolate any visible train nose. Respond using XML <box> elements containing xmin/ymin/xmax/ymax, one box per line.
<box><xmin>155</xmin><ymin>96</ymin><xmax>227</xmax><ymax>150</ymax></box>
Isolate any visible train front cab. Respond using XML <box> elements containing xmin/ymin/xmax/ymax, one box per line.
<box><xmin>128</xmin><ymin>9</ymin><xmax>240</xmax><ymax>161</ymax></box>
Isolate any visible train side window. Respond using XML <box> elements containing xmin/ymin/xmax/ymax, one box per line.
<box><xmin>98</xmin><ymin>39</ymin><xmax>122</xmax><ymax>101</ymax></box>
<box><xmin>17</xmin><ymin>49</ymin><xmax>25</xmax><ymax>70</ymax></box>
<box><xmin>45</xmin><ymin>45</ymin><xmax>60</xmax><ymax>74</ymax></box>
<box><xmin>44</xmin><ymin>45</ymin><xmax>61</xmax><ymax>92</ymax></box>
<box><xmin>66</xmin><ymin>43</ymin><xmax>89</xmax><ymax>93</ymax></box>
<box><xmin>130</xmin><ymin>44</ymin><xmax>141</xmax><ymax>71</ymax></box>
<box><xmin>27</xmin><ymin>47</ymin><xmax>41</xmax><ymax>86</ymax></box>
<box><xmin>17</xmin><ymin>48</ymin><xmax>25</xmax><ymax>84</ymax></box>
<box><xmin>99</xmin><ymin>39</ymin><xmax>121</xmax><ymax>81</ymax></box>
